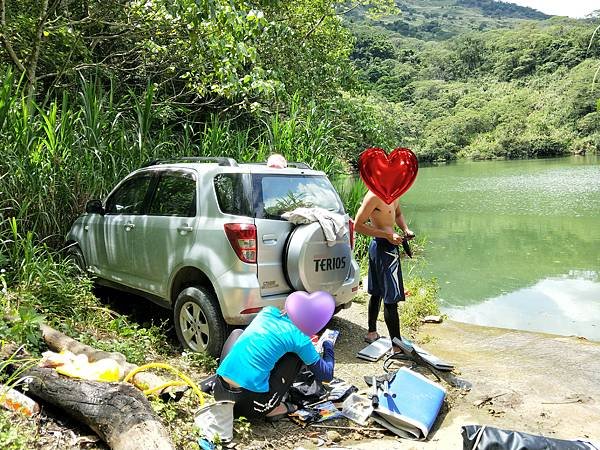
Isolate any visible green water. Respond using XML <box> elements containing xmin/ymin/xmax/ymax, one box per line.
<box><xmin>401</xmin><ymin>155</ymin><xmax>600</xmax><ymax>341</ymax></box>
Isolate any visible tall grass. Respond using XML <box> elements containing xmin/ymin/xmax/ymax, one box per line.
<box><xmin>0</xmin><ymin>70</ymin><xmax>344</xmax><ymax>254</ymax></box>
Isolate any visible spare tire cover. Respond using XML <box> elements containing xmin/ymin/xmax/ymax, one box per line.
<box><xmin>285</xmin><ymin>222</ymin><xmax>351</xmax><ymax>293</ymax></box>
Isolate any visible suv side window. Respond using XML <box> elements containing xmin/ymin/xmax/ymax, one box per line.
<box><xmin>105</xmin><ymin>175</ymin><xmax>152</xmax><ymax>215</ymax></box>
<box><xmin>214</xmin><ymin>173</ymin><xmax>252</xmax><ymax>217</ymax></box>
<box><xmin>148</xmin><ymin>172</ymin><xmax>197</xmax><ymax>217</ymax></box>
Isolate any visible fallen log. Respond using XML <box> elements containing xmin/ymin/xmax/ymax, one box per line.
<box><xmin>23</xmin><ymin>366</ymin><xmax>175</xmax><ymax>450</ymax></box>
<box><xmin>40</xmin><ymin>324</ymin><xmax>186</xmax><ymax>399</ymax></box>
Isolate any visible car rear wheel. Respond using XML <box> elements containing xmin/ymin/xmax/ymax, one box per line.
<box><xmin>174</xmin><ymin>286</ymin><xmax>226</xmax><ymax>357</ymax></box>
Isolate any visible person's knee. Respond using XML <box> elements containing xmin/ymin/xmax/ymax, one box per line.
<box><xmin>220</xmin><ymin>328</ymin><xmax>244</xmax><ymax>361</ymax></box>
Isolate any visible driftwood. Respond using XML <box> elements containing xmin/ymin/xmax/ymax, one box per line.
<box><xmin>40</xmin><ymin>324</ymin><xmax>186</xmax><ymax>399</ymax></box>
<box><xmin>23</xmin><ymin>366</ymin><xmax>175</xmax><ymax>450</ymax></box>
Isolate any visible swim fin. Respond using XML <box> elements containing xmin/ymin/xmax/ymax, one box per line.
<box><xmin>401</xmin><ymin>238</ymin><xmax>413</xmax><ymax>258</ymax></box>
<box><xmin>390</xmin><ymin>338</ymin><xmax>471</xmax><ymax>390</ymax></box>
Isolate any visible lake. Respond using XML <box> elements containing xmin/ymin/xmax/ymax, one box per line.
<box><xmin>401</xmin><ymin>155</ymin><xmax>600</xmax><ymax>341</ymax></box>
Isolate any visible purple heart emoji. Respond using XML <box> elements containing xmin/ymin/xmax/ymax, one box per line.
<box><xmin>285</xmin><ymin>291</ymin><xmax>335</xmax><ymax>336</ymax></box>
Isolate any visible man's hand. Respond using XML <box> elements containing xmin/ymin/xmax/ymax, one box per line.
<box><xmin>322</xmin><ymin>339</ymin><xmax>335</xmax><ymax>350</ymax></box>
<box><xmin>403</xmin><ymin>229</ymin><xmax>415</xmax><ymax>241</ymax></box>
<box><xmin>387</xmin><ymin>232</ymin><xmax>403</xmax><ymax>245</ymax></box>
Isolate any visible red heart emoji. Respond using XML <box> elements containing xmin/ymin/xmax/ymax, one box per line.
<box><xmin>358</xmin><ymin>147</ymin><xmax>418</xmax><ymax>204</ymax></box>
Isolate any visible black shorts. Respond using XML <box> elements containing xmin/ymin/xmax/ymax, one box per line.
<box><xmin>213</xmin><ymin>353</ymin><xmax>302</xmax><ymax>419</ymax></box>
<box><xmin>367</xmin><ymin>238</ymin><xmax>405</xmax><ymax>304</ymax></box>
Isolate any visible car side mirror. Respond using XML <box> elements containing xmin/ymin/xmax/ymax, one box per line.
<box><xmin>85</xmin><ymin>199</ymin><xmax>104</xmax><ymax>215</ymax></box>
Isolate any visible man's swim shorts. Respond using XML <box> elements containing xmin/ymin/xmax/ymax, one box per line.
<box><xmin>367</xmin><ymin>238</ymin><xmax>406</xmax><ymax>304</ymax></box>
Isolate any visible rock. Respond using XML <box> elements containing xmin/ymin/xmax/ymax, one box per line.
<box><xmin>326</xmin><ymin>430</ymin><xmax>342</xmax><ymax>443</ymax></box>
<box><xmin>421</xmin><ymin>315</ymin><xmax>442</xmax><ymax>324</ymax></box>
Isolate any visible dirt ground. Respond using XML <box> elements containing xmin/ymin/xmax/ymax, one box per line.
<box><xmin>246</xmin><ymin>299</ymin><xmax>600</xmax><ymax>449</ymax></box>
<box><xmin>15</xmin><ymin>291</ymin><xmax>600</xmax><ymax>449</ymax></box>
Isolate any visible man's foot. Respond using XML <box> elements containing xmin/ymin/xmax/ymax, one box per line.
<box><xmin>364</xmin><ymin>332</ymin><xmax>380</xmax><ymax>344</ymax></box>
<box><xmin>392</xmin><ymin>345</ymin><xmax>403</xmax><ymax>354</ymax></box>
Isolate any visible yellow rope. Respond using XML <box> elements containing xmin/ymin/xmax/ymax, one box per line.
<box><xmin>124</xmin><ymin>362</ymin><xmax>205</xmax><ymax>406</ymax></box>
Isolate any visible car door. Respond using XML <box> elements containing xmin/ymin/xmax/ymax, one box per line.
<box><xmin>99</xmin><ymin>173</ymin><xmax>154</xmax><ymax>281</ymax></box>
<box><xmin>131</xmin><ymin>170</ymin><xmax>198</xmax><ymax>297</ymax></box>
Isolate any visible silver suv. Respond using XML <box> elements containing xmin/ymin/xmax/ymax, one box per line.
<box><xmin>66</xmin><ymin>157</ymin><xmax>359</xmax><ymax>355</ymax></box>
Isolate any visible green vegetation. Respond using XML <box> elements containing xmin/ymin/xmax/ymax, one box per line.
<box><xmin>0</xmin><ymin>411</ymin><xmax>34</xmax><ymax>450</ymax></box>
<box><xmin>342</xmin><ymin>2</ymin><xmax>600</xmax><ymax>162</ymax></box>
<box><xmin>401</xmin><ymin>276</ymin><xmax>440</xmax><ymax>331</ymax></box>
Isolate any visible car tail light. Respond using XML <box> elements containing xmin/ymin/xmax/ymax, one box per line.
<box><xmin>224</xmin><ymin>223</ymin><xmax>257</xmax><ymax>263</ymax></box>
<box><xmin>348</xmin><ymin>219</ymin><xmax>355</xmax><ymax>250</ymax></box>
<box><xmin>240</xmin><ymin>307</ymin><xmax>263</xmax><ymax>315</ymax></box>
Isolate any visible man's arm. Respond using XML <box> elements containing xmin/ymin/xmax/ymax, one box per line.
<box><xmin>395</xmin><ymin>201</ymin><xmax>414</xmax><ymax>239</ymax></box>
<box><xmin>354</xmin><ymin>193</ymin><xmax>399</xmax><ymax>242</ymax></box>
<box><xmin>307</xmin><ymin>341</ymin><xmax>334</xmax><ymax>382</ymax></box>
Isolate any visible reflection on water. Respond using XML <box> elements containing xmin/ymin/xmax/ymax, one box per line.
<box><xmin>445</xmin><ymin>275</ymin><xmax>600</xmax><ymax>338</ymax></box>
<box><xmin>402</xmin><ymin>155</ymin><xmax>600</xmax><ymax>341</ymax></box>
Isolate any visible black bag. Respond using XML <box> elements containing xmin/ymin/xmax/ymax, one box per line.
<box><xmin>462</xmin><ymin>425</ymin><xmax>598</xmax><ymax>450</ymax></box>
<box><xmin>288</xmin><ymin>367</ymin><xmax>328</xmax><ymax>406</ymax></box>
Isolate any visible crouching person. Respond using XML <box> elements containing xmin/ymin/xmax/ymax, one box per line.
<box><xmin>214</xmin><ymin>292</ymin><xmax>336</xmax><ymax>422</ymax></box>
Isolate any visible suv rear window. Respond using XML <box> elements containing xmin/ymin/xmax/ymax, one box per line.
<box><xmin>253</xmin><ymin>174</ymin><xmax>344</xmax><ymax>219</ymax></box>
<box><xmin>214</xmin><ymin>173</ymin><xmax>344</xmax><ymax>219</ymax></box>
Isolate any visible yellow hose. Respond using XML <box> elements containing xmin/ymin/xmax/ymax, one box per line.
<box><xmin>142</xmin><ymin>380</ymin><xmax>188</xmax><ymax>397</ymax></box>
<box><xmin>124</xmin><ymin>362</ymin><xmax>205</xmax><ymax>406</ymax></box>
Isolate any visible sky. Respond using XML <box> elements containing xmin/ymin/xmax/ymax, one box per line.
<box><xmin>500</xmin><ymin>0</ymin><xmax>599</xmax><ymax>18</ymax></box>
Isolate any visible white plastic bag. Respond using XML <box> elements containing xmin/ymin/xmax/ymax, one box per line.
<box><xmin>194</xmin><ymin>400</ymin><xmax>235</xmax><ymax>443</ymax></box>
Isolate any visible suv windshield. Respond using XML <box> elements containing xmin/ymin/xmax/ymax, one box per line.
<box><xmin>253</xmin><ymin>174</ymin><xmax>343</xmax><ymax>219</ymax></box>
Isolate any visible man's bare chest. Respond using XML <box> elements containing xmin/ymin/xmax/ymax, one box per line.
<box><xmin>371</xmin><ymin>204</ymin><xmax>395</xmax><ymax>225</ymax></box>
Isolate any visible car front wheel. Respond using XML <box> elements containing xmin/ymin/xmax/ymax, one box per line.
<box><xmin>66</xmin><ymin>244</ymin><xmax>86</xmax><ymax>273</ymax></box>
<box><xmin>173</xmin><ymin>286</ymin><xmax>226</xmax><ymax>357</ymax></box>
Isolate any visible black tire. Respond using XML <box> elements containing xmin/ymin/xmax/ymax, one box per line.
<box><xmin>173</xmin><ymin>286</ymin><xmax>227</xmax><ymax>357</ymax></box>
<box><xmin>66</xmin><ymin>244</ymin><xmax>86</xmax><ymax>274</ymax></box>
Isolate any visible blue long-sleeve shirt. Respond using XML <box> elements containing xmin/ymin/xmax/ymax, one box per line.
<box><xmin>217</xmin><ymin>307</ymin><xmax>327</xmax><ymax>392</ymax></box>
<box><xmin>308</xmin><ymin>340</ymin><xmax>335</xmax><ymax>381</ymax></box>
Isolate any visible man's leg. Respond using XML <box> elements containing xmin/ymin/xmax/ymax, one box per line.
<box><xmin>216</xmin><ymin>353</ymin><xmax>303</xmax><ymax>419</ymax></box>
<box><xmin>256</xmin><ymin>354</ymin><xmax>303</xmax><ymax>417</ymax></box>
<box><xmin>383</xmin><ymin>302</ymin><xmax>401</xmax><ymax>342</ymax></box>
<box><xmin>367</xmin><ymin>295</ymin><xmax>382</xmax><ymax>340</ymax></box>
<box><xmin>380</xmin><ymin>241</ymin><xmax>403</xmax><ymax>349</ymax></box>
<box><xmin>366</xmin><ymin>239</ymin><xmax>382</xmax><ymax>341</ymax></box>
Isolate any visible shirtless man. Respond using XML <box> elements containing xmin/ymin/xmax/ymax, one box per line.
<box><xmin>354</xmin><ymin>191</ymin><xmax>415</xmax><ymax>347</ymax></box>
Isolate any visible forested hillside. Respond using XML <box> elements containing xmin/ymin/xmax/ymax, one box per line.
<box><xmin>342</xmin><ymin>0</ymin><xmax>600</xmax><ymax>161</ymax></box>
<box><xmin>347</xmin><ymin>0</ymin><xmax>550</xmax><ymax>41</ymax></box>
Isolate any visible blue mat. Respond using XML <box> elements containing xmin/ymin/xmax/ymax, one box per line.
<box><xmin>372</xmin><ymin>367</ymin><xmax>446</xmax><ymax>439</ymax></box>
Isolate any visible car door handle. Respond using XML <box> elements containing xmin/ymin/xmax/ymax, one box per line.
<box><xmin>124</xmin><ymin>222</ymin><xmax>135</xmax><ymax>231</ymax></box>
<box><xmin>177</xmin><ymin>225</ymin><xmax>193</xmax><ymax>233</ymax></box>
<box><xmin>262</xmin><ymin>234</ymin><xmax>278</xmax><ymax>244</ymax></box>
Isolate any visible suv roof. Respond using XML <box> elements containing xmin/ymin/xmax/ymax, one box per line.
<box><xmin>143</xmin><ymin>157</ymin><xmax>313</xmax><ymax>170</ymax></box>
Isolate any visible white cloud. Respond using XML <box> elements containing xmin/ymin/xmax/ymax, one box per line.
<box><xmin>499</xmin><ymin>0</ymin><xmax>599</xmax><ymax>18</ymax></box>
